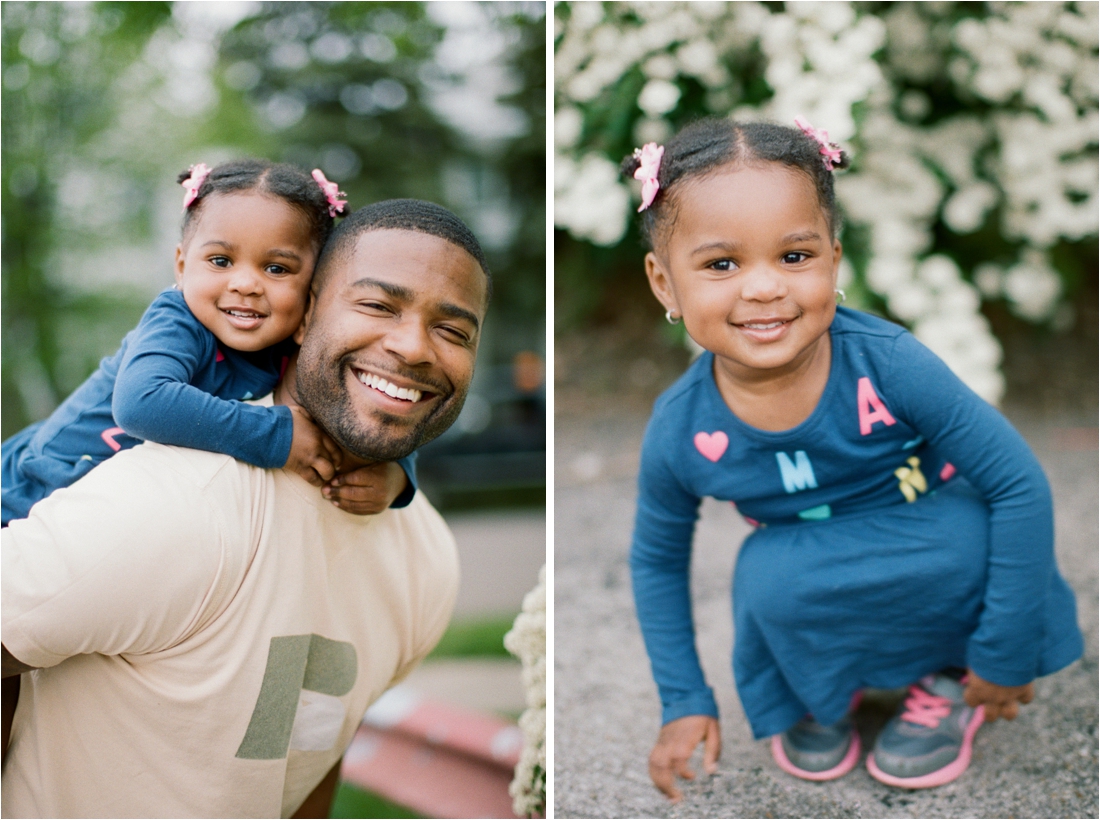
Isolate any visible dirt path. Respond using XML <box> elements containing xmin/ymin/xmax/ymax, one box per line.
<box><xmin>553</xmin><ymin>406</ymin><xmax>1098</xmax><ymax>819</ymax></box>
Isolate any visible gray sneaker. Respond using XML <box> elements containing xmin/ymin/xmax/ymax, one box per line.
<box><xmin>771</xmin><ymin>712</ymin><xmax>861</xmax><ymax>781</ymax></box>
<box><xmin>867</xmin><ymin>673</ymin><xmax>985</xmax><ymax>788</ymax></box>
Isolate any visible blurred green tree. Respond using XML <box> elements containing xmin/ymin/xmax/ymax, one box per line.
<box><xmin>2</xmin><ymin>1</ymin><xmax>174</xmax><ymax>437</ymax></box>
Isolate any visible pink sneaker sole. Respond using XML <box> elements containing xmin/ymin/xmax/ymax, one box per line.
<box><xmin>866</xmin><ymin>705</ymin><xmax>985</xmax><ymax>789</ymax></box>
<box><xmin>770</xmin><ymin>730</ymin><xmax>861</xmax><ymax>782</ymax></box>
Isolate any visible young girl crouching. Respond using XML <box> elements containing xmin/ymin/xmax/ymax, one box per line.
<box><xmin>624</xmin><ymin>118</ymin><xmax>1082</xmax><ymax>798</ymax></box>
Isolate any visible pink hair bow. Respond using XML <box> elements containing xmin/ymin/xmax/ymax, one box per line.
<box><xmin>794</xmin><ymin>116</ymin><xmax>843</xmax><ymax>170</ymax></box>
<box><xmin>633</xmin><ymin>142</ymin><xmax>664</xmax><ymax>212</ymax></box>
<box><xmin>180</xmin><ymin>163</ymin><xmax>211</xmax><ymax>211</ymax></box>
<box><xmin>312</xmin><ymin>169</ymin><xmax>348</xmax><ymax>217</ymax></box>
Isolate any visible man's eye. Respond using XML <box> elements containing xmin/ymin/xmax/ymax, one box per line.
<box><xmin>438</xmin><ymin>325</ymin><xmax>470</xmax><ymax>344</ymax></box>
<box><xmin>782</xmin><ymin>252</ymin><xmax>809</xmax><ymax>264</ymax></box>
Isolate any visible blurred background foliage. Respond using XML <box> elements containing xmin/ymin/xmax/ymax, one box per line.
<box><xmin>554</xmin><ymin>1</ymin><xmax>1097</xmax><ymax>414</ymax></box>
<box><xmin>2</xmin><ymin>1</ymin><xmax>545</xmax><ymax>439</ymax></box>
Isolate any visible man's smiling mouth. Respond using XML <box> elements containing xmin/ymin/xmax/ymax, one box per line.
<box><xmin>354</xmin><ymin>368</ymin><xmax>424</xmax><ymax>403</ymax></box>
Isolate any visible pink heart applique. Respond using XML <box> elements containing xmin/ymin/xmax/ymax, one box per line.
<box><xmin>694</xmin><ymin>431</ymin><xmax>728</xmax><ymax>462</ymax></box>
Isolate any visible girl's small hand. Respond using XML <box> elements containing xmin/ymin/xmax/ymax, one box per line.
<box><xmin>648</xmin><ymin>715</ymin><xmax>721</xmax><ymax>802</ymax></box>
<box><xmin>285</xmin><ymin>405</ymin><xmax>341</xmax><ymax>486</ymax></box>
<box><xmin>963</xmin><ymin>669</ymin><xmax>1035</xmax><ymax>722</ymax></box>
<box><xmin>322</xmin><ymin>462</ymin><xmax>409</xmax><ymax>515</ymax></box>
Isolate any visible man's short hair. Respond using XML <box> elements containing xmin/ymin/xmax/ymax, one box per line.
<box><xmin>313</xmin><ymin>199</ymin><xmax>492</xmax><ymax>301</ymax></box>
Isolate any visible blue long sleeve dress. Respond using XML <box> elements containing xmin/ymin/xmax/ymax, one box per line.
<box><xmin>630</xmin><ymin>307</ymin><xmax>1082</xmax><ymax>739</ymax></box>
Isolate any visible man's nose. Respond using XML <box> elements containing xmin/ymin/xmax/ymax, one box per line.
<box><xmin>382</xmin><ymin>316</ymin><xmax>435</xmax><ymax>366</ymax></box>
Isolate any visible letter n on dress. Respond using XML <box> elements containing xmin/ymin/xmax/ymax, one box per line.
<box><xmin>857</xmin><ymin>377</ymin><xmax>896</xmax><ymax>435</ymax></box>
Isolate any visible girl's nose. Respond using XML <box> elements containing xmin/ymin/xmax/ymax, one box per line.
<box><xmin>739</xmin><ymin>264</ymin><xmax>787</xmax><ymax>302</ymax></box>
<box><xmin>382</xmin><ymin>316</ymin><xmax>435</xmax><ymax>366</ymax></box>
<box><xmin>227</xmin><ymin>267</ymin><xmax>263</xmax><ymax>295</ymax></box>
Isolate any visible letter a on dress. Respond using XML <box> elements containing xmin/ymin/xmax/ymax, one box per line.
<box><xmin>857</xmin><ymin>377</ymin><xmax>896</xmax><ymax>435</ymax></box>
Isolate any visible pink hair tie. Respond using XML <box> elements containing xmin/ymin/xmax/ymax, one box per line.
<box><xmin>633</xmin><ymin>142</ymin><xmax>664</xmax><ymax>212</ymax></box>
<box><xmin>180</xmin><ymin>163</ymin><xmax>211</xmax><ymax>211</ymax></box>
<box><xmin>794</xmin><ymin>116</ymin><xmax>843</xmax><ymax>170</ymax></box>
<box><xmin>312</xmin><ymin>169</ymin><xmax>348</xmax><ymax>217</ymax></box>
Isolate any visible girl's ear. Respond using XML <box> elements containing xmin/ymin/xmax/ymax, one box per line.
<box><xmin>645</xmin><ymin>251</ymin><xmax>680</xmax><ymax>316</ymax></box>
<box><xmin>173</xmin><ymin>244</ymin><xmax>186</xmax><ymax>287</ymax></box>
<box><xmin>831</xmin><ymin>238</ymin><xmax>843</xmax><ymax>285</ymax></box>
<box><xmin>293</xmin><ymin>291</ymin><xmax>315</xmax><ymax>345</ymax></box>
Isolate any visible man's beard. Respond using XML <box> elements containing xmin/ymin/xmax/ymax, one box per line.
<box><xmin>296</xmin><ymin>348</ymin><xmax>468</xmax><ymax>463</ymax></box>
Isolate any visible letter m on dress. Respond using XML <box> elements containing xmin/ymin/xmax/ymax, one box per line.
<box><xmin>776</xmin><ymin>451</ymin><xmax>818</xmax><ymax>494</ymax></box>
<box><xmin>857</xmin><ymin>376</ymin><xmax>896</xmax><ymax>435</ymax></box>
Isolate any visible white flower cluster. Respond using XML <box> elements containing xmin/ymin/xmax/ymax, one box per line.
<box><xmin>554</xmin><ymin>2</ymin><xmax>1099</xmax><ymax>405</ymax></box>
<box><xmin>503</xmin><ymin>565</ymin><xmax>546</xmax><ymax>818</ymax></box>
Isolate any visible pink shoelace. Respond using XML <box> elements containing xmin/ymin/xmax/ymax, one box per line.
<box><xmin>900</xmin><ymin>685</ymin><xmax>952</xmax><ymax>728</ymax></box>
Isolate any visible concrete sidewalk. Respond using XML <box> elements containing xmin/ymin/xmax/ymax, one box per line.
<box><xmin>553</xmin><ymin>407</ymin><xmax>1098</xmax><ymax>819</ymax></box>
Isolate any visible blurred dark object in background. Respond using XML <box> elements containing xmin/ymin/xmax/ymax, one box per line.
<box><xmin>419</xmin><ymin>351</ymin><xmax>545</xmax><ymax>510</ymax></box>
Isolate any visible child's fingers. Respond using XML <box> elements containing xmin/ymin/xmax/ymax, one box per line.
<box><xmin>296</xmin><ymin>466</ymin><xmax>325</xmax><ymax>487</ymax></box>
<box><xmin>648</xmin><ymin>757</ymin><xmax>682</xmax><ymax>802</ymax></box>
<box><xmin>703</xmin><ymin>720</ymin><xmax>721</xmax><ymax>774</ymax></box>
<box><xmin>311</xmin><ymin>456</ymin><xmax>336</xmax><ymax>483</ymax></box>
<box><xmin>319</xmin><ymin>432</ymin><xmax>342</xmax><ymax>469</ymax></box>
<box><xmin>329</xmin><ymin>497</ymin><xmax>380</xmax><ymax>516</ymax></box>
<box><xmin>331</xmin><ymin>465</ymin><xmax>385</xmax><ymax>488</ymax></box>
<box><xmin>324</xmin><ymin>485</ymin><xmax>385</xmax><ymax>515</ymax></box>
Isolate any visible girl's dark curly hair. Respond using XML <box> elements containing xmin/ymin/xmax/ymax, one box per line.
<box><xmin>178</xmin><ymin>158</ymin><xmax>337</xmax><ymax>251</ymax></box>
<box><xmin>621</xmin><ymin>118</ymin><xmax>850</xmax><ymax>251</ymax></box>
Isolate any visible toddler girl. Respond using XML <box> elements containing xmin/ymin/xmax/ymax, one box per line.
<box><xmin>623</xmin><ymin>118</ymin><xmax>1082</xmax><ymax>797</ymax></box>
<box><xmin>2</xmin><ymin>159</ymin><xmax>415</xmax><ymax>525</ymax></box>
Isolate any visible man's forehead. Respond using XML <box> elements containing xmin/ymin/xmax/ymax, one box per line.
<box><xmin>328</xmin><ymin>228</ymin><xmax>488</xmax><ymax>312</ymax></box>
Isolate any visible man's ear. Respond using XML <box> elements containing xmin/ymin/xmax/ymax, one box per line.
<box><xmin>293</xmin><ymin>291</ymin><xmax>315</xmax><ymax>345</ymax></box>
<box><xmin>645</xmin><ymin>251</ymin><xmax>680</xmax><ymax>318</ymax></box>
<box><xmin>173</xmin><ymin>244</ymin><xmax>186</xmax><ymax>288</ymax></box>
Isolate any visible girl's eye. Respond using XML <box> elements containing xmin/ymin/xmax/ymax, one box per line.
<box><xmin>709</xmin><ymin>259</ymin><xmax>736</xmax><ymax>272</ymax></box>
<box><xmin>209</xmin><ymin>256</ymin><xmax>231</xmax><ymax>268</ymax></box>
<box><xmin>782</xmin><ymin>252</ymin><xmax>809</xmax><ymax>264</ymax></box>
<box><xmin>265</xmin><ymin>264</ymin><xmax>290</xmax><ymax>275</ymax></box>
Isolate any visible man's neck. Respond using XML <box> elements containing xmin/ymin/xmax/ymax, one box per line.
<box><xmin>274</xmin><ymin>354</ymin><xmax>377</xmax><ymax>473</ymax></box>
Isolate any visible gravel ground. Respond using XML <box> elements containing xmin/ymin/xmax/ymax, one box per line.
<box><xmin>553</xmin><ymin>405</ymin><xmax>1098</xmax><ymax>819</ymax></box>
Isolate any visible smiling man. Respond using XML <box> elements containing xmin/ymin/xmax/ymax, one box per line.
<box><xmin>1</xmin><ymin>200</ymin><xmax>490</xmax><ymax>818</ymax></box>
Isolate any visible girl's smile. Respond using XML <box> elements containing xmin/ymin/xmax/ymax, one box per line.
<box><xmin>646</xmin><ymin>162</ymin><xmax>842</xmax><ymax>426</ymax></box>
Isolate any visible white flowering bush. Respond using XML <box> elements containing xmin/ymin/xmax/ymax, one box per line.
<box><xmin>503</xmin><ymin>565</ymin><xmax>546</xmax><ymax>818</ymax></box>
<box><xmin>555</xmin><ymin>1</ymin><xmax>1098</xmax><ymax>404</ymax></box>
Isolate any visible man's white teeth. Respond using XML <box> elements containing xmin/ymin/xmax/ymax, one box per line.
<box><xmin>357</xmin><ymin>371</ymin><xmax>422</xmax><ymax>403</ymax></box>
